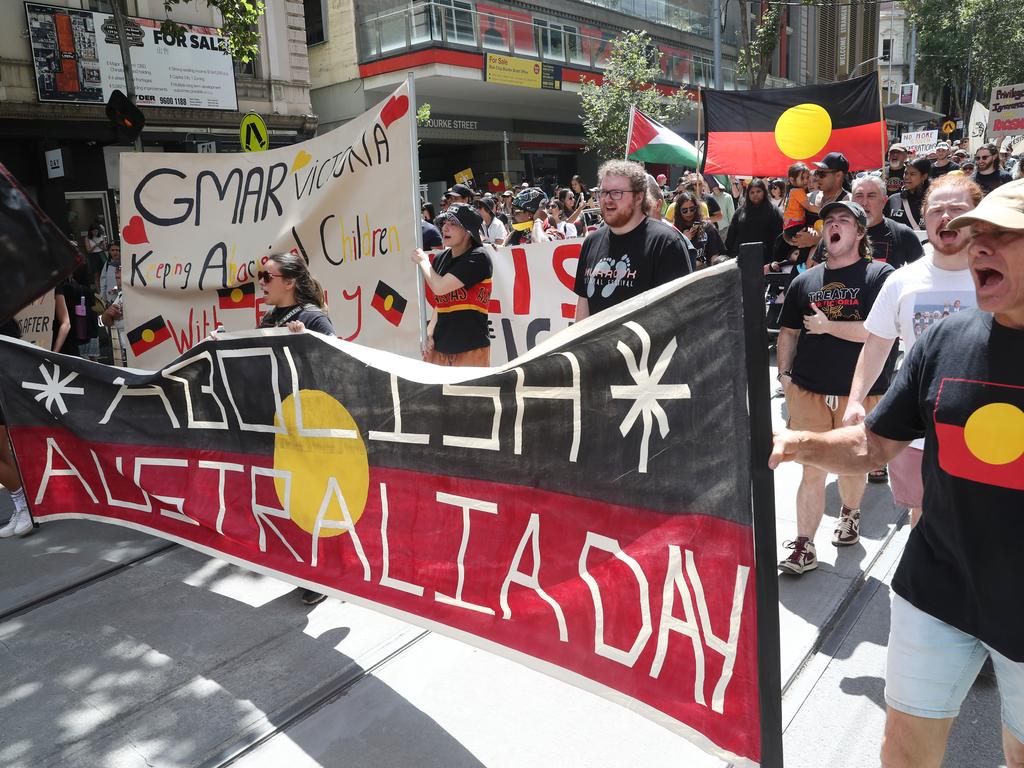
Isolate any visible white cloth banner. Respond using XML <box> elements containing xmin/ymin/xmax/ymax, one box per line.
<box><xmin>969</xmin><ymin>101</ymin><xmax>990</xmax><ymax>153</ymax></box>
<box><xmin>119</xmin><ymin>82</ymin><xmax>420</xmax><ymax>368</ymax></box>
<box><xmin>484</xmin><ymin>239</ymin><xmax>583</xmax><ymax>365</ymax></box>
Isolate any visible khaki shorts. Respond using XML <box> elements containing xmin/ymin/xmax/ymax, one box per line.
<box><xmin>424</xmin><ymin>346</ymin><xmax>491</xmax><ymax>367</ymax></box>
<box><xmin>785</xmin><ymin>382</ymin><xmax>882</xmax><ymax>433</ymax></box>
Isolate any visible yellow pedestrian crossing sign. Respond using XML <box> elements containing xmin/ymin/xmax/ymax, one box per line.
<box><xmin>942</xmin><ymin>120</ymin><xmax>956</xmax><ymax>135</ymax></box>
<box><xmin>240</xmin><ymin>112</ymin><xmax>269</xmax><ymax>152</ymax></box>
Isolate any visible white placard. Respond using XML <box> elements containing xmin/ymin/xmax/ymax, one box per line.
<box><xmin>900</xmin><ymin>130</ymin><xmax>938</xmax><ymax>154</ymax></box>
<box><xmin>25</xmin><ymin>2</ymin><xmax>237</xmax><ymax>111</ymax></box>
<box><xmin>44</xmin><ymin>148</ymin><xmax>64</xmax><ymax>179</ymax></box>
<box><xmin>987</xmin><ymin>83</ymin><xmax>1024</xmax><ymax>138</ymax></box>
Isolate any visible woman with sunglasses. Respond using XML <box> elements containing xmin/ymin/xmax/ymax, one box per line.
<box><xmin>256</xmin><ymin>253</ymin><xmax>334</xmax><ymax>606</ymax></box>
<box><xmin>672</xmin><ymin>191</ymin><xmax>723</xmax><ymax>270</ymax></box>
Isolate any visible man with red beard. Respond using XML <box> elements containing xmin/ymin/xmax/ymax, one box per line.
<box><xmin>843</xmin><ymin>174</ymin><xmax>983</xmax><ymax>527</ymax></box>
<box><xmin>573</xmin><ymin>160</ymin><xmax>691</xmax><ymax>320</ymax></box>
<box><xmin>770</xmin><ymin>178</ymin><xmax>1024</xmax><ymax>768</ymax></box>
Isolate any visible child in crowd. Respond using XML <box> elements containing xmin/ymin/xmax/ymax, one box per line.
<box><xmin>782</xmin><ymin>162</ymin><xmax>819</xmax><ymax>229</ymax></box>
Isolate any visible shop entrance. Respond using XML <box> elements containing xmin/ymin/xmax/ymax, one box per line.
<box><xmin>521</xmin><ymin>150</ymin><xmax>580</xmax><ymax>193</ymax></box>
<box><xmin>65</xmin><ymin>191</ymin><xmax>112</xmax><ymax>264</ymax></box>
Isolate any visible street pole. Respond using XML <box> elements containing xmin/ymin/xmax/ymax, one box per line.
<box><xmin>908</xmin><ymin>22</ymin><xmax>916</xmax><ymax>87</ymax></box>
<box><xmin>711</xmin><ymin>0</ymin><xmax>723</xmax><ymax>89</ymax></box>
<box><xmin>110</xmin><ymin>0</ymin><xmax>142</xmax><ymax>151</ymax></box>
<box><xmin>502</xmin><ymin>130</ymin><xmax>509</xmax><ymax>187</ymax></box>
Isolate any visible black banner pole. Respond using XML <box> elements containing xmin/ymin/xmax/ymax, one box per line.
<box><xmin>738</xmin><ymin>244</ymin><xmax>784</xmax><ymax>768</ymax></box>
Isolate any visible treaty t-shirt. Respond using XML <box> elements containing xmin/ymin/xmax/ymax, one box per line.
<box><xmin>573</xmin><ymin>217</ymin><xmax>691</xmax><ymax>315</ymax></box>
<box><xmin>430</xmin><ymin>246</ymin><xmax>492</xmax><ymax>353</ymax></box>
<box><xmin>867</xmin><ymin>217</ymin><xmax>924</xmax><ymax>269</ymax></box>
<box><xmin>778</xmin><ymin>258</ymin><xmax>895</xmax><ymax>395</ymax></box>
<box><xmin>866</xmin><ymin>310</ymin><xmax>1024</xmax><ymax>661</ymax></box>
<box><xmin>864</xmin><ymin>253</ymin><xmax>977</xmax><ymax>448</ymax></box>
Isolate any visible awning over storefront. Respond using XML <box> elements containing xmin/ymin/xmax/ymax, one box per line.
<box><xmin>884</xmin><ymin>103</ymin><xmax>945</xmax><ymax>124</ymax></box>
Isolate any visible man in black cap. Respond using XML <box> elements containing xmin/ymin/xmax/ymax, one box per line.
<box><xmin>775</xmin><ymin>200</ymin><xmax>895</xmax><ymax>575</ymax></box>
<box><xmin>784</xmin><ymin>152</ymin><xmax>851</xmax><ymax>254</ymax></box>
<box><xmin>410</xmin><ymin>203</ymin><xmax>492</xmax><ymax>366</ymax></box>
<box><xmin>445</xmin><ymin>183</ymin><xmax>474</xmax><ymax>205</ymax></box>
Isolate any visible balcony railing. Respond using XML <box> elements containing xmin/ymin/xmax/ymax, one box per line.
<box><xmin>357</xmin><ymin>1</ymin><xmax>741</xmax><ymax>89</ymax></box>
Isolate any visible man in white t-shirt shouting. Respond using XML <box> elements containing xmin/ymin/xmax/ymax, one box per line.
<box><xmin>842</xmin><ymin>174</ymin><xmax>983</xmax><ymax>526</ymax></box>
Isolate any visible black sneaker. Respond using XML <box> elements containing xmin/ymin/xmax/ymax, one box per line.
<box><xmin>301</xmin><ymin>589</ymin><xmax>326</xmax><ymax>605</ymax></box>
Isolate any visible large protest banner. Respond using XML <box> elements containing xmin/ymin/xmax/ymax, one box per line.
<box><xmin>483</xmin><ymin>239</ymin><xmax>581</xmax><ymax>364</ymax></box>
<box><xmin>0</xmin><ymin>261</ymin><xmax>776</xmax><ymax>766</ymax></box>
<box><xmin>119</xmin><ymin>82</ymin><xmax>420</xmax><ymax>367</ymax></box>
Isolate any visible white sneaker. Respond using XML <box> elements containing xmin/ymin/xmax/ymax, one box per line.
<box><xmin>0</xmin><ymin>507</ymin><xmax>33</xmax><ymax>538</ymax></box>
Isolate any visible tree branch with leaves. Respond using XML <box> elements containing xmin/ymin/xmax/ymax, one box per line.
<box><xmin>158</xmin><ymin>0</ymin><xmax>265</xmax><ymax>63</ymax></box>
<box><xmin>579</xmin><ymin>30</ymin><xmax>694</xmax><ymax>161</ymax></box>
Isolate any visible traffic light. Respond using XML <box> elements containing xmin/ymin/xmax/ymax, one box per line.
<box><xmin>105</xmin><ymin>90</ymin><xmax>145</xmax><ymax>140</ymax></box>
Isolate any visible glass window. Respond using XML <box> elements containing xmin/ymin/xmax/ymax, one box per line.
<box><xmin>881</xmin><ymin>38</ymin><xmax>892</xmax><ymax>60</ymax></box>
<box><xmin>433</xmin><ymin>0</ymin><xmax>475</xmax><ymax>46</ymax></box>
<box><xmin>411</xmin><ymin>3</ymin><xmax>433</xmax><ymax>46</ymax></box>
<box><xmin>380</xmin><ymin>11</ymin><xmax>407</xmax><ymax>52</ymax></box>
<box><xmin>304</xmin><ymin>0</ymin><xmax>326</xmax><ymax>45</ymax></box>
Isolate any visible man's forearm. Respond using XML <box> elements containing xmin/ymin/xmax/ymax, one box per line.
<box><xmin>776</xmin><ymin>328</ymin><xmax>798</xmax><ymax>374</ymax></box>
<box><xmin>785</xmin><ymin>425</ymin><xmax>905</xmax><ymax>474</ymax></box>
<box><xmin>825</xmin><ymin>320</ymin><xmax>869</xmax><ymax>343</ymax></box>
<box><xmin>848</xmin><ymin>333</ymin><xmax>896</xmax><ymax>402</ymax></box>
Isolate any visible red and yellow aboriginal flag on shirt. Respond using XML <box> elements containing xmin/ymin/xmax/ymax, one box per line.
<box><xmin>701</xmin><ymin>73</ymin><xmax>886</xmax><ymax>176</ymax></box>
<box><xmin>934</xmin><ymin>378</ymin><xmax>1024</xmax><ymax>491</ymax></box>
<box><xmin>0</xmin><ymin>262</ymin><xmax>773</xmax><ymax>767</ymax></box>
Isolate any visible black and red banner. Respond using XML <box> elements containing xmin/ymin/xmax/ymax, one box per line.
<box><xmin>701</xmin><ymin>73</ymin><xmax>886</xmax><ymax>176</ymax></box>
<box><xmin>0</xmin><ymin>163</ymin><xmax>82</xmax><ymax>323</ymax></box>
<box><xmin>0</xmin><ymin>263</ymin><xmax>770</xmax><ymax>766</ymax></box>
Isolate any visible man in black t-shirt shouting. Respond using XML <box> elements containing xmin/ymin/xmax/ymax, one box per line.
<box><xmin>776</xmin><ymin>201</ymin><xmax>895</xmax><ymax>575</ymax></box>
<box><xmin>769</xmin><ymin>179</ymin><xmax>1024</xmax><ymax>768</ymax></box>
<box><xmin>574</xmin><ymin>160</ymin><xmax>691</xmax><ymax>320</ymax></box>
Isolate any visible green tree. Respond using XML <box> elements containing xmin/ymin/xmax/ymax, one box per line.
<box><xmin>159</xmin><ymin>0</ymin><xmax>265</xmax><ymax>63</ymax></box>
<box><xmin>578</xmin><ymin>30</ymin><xmax>693</xmax><ymax>160</ymax></box>
<box><xmin>907</xmin><ymin>0</ymin><xmax>1024</xmax><ymax>112</ymax></box>
<box><xmin>736</xmin><ymin>0</ymin><xmax>785</xmax><ymax>89</ymax></box>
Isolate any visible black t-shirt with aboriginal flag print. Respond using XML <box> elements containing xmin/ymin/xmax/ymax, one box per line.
<box><xmin>429</xmin><ymin>246</ymin><xmax>493</xmax><ymax>354</ymax></box>
<box><xmin>866</xmin><ymin>310</ymin><xmax>1024</xmax><ymax>661</ymax></box>
<box><xmin>778</xmin><ymin>258</ymin><xmax>895</xmax><ymax>395</ymax></box>
<box><xmin>573</xmin><ymin>218</ymin><xmax>691</xmax><ymax>316</ymax></box>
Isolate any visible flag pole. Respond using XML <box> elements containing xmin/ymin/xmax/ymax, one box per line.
<box><xmin>625</xmin><ymin>104</ymin><xmax>636</xmax><ymax>161</ymax></box>
<box><xmin>407</xmin><ymin>71</ymin><xmax>427</xmax><ymax>353</ymax></box>
<box><xmin>697</xmin><ymin>88</ymin><xmax>705</xmax><ymax>174</ymax></box>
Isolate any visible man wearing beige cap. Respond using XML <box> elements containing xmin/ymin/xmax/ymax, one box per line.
<box><xmin>885</xmin><ymin>143</ymin><xmax>909</xmax><ymax>196</ymax></box>
<box><xmin>770</xmin><ymin>178</ymin><xmax>1024</xmax><ymax>767</ymax></box>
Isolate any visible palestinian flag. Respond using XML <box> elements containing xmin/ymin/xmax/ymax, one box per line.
<box><xmin>934</xmin><ymin>378</ymin><xmax>1024</xmax><ymax>491</ymax></box>
<box><xmin>370</xmin><ymin>280</ymin><xmax>407</xmax><ymax>326</ymax></box>
<box><xmin>217</xmin><ymin>282</ymin><xmax>256</xmax><ymax>310</ymax></box>
<box><xmin>127</xmin><ymin>315</ymin><xmax>171</xmax><ymax>357</ymax></box>
<box><xmin>701</xmin><ymin>73</ymin><xmax>886</xmax><ymax>176</ymax></box>
<box><xmin>627</xmin><ymin>107</ymin><xmax>700</xmax><ymax>168</ymax></box>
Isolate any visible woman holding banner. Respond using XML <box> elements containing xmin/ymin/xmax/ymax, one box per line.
<box><xmin>257</xmin><ymin>252</ymin><xmax>335</xmax><ymax>606</ymax></box>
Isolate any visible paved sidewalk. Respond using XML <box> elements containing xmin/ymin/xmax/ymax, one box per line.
<box><xmin>0</xmin><ymin>366</ymin><xmax>910</xmax><ymax>767</ymax></box>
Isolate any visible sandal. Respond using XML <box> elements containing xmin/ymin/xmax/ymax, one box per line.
<box><xmin>868</xmin><ymin>466</ymin><xmax>889</xmax><ymax>483</ymax></box>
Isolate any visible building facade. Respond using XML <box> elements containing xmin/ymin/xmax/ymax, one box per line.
<box><xmin>307</xmin><ymin>0</ymin><xmax>769</xmax><ymax>189</ymax></box>
<box><xmin>0</xmin><ymin>0</ymin><xmax>313</xmax><ymax>245</ymax></box>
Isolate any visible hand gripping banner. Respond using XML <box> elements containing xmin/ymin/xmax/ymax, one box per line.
<box><xmin>0</xmin><ymin>261</ymin><xmax>772</xmax><ymax>766</ymax></box>
<box><xmin>118</xmin><ymin>82</ymin><xmax>420</xmax><ymax>367</ymax></box>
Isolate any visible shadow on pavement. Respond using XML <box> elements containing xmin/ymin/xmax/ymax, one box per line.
<box><xmin>0</xmin><ymin>545</ymin><xmax>485</xmax><ymax>768</ymax></box>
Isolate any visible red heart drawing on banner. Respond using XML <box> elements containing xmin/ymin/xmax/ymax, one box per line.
<box><xmin>122</xmin><ymin>215</ymin><xmax>149</xmax><ymax>244</ymax></box>
<box><xmin>380</xmin><ymin>95</ymin><xmax>409</xmax><ymax>128</ymax></box>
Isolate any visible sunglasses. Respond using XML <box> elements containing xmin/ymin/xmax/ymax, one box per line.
<box><xmin>679</xmin><ymin>206</ymin><xmax>698</xmax><ymax>213</ymax></box>
<box><xmin>257</xmin><ymin>270</ymin><xmax>283</xmax><ymax>283</ymax></box>
<box><xmin>975</xmin><ymin>155</ymin><xmax>991</xmax><ymax>161</ymax></box>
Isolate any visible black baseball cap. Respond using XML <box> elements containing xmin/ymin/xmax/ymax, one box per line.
<box><xmin>475</xmin><ymin>195</ymin><xmax>496</xmax><ymax>215</ymax></box>
<box><xmin>819</xmin><ymin>199</ymin><xmax>867</xmax><ymax>227</ymax></box>
<box><xmin>446</xmin><ymin>183</ymin><xmax>474</xmax><ymax>199</ymax></box>
<box><xmin>814</xmin><ymin>152</ymin><xmax>850</xmax><ymax>173</ymax></box>
<box><xmin>436</xmin><ymin>203</ymin><xmax>483</xmax><ymax>246</ymax></box>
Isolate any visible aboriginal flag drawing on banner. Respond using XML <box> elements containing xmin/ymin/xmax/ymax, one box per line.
<box><xmin>370</xmin><ymin>280</ymin><xmax>407</xmax><ymax>326</ymax></box>
<box><xmin>126</xmin><ymin>315</ymin><xmax>171</xmax><ymax>357</ymax></box>
<box><xmin>701</xmin><ymin>72</ymin><xmax>886</xmax><ymax>176</ymax></box>
<box><xmin>934</xmin><ymin>378</ymin><xmax>1024</xmax><ymax>491</ymax></box>
<box><xmin>0</xmin><ymin>164</ymin><xmax>82</xmax><ymax>323</ymax></box>
<box><xmin>0</xmin><ymin>263</ymin><xmax>770</xmax><ymax>767</ymax></box>
<box><xmin>217</xmin><ymin>282</ymin><xmax>256</xmax><ymax>310</ymax></box>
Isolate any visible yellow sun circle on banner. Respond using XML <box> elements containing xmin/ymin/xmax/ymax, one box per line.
<box><xmin>383</xmin><ymin>295</ymin><xmax>394</xmax><ymax>311</ymax></box>
<box><xmin>273</xmin><ymin>390</ymin><xmax>369</xmax><ymax>537</ymax></box>
<box><xmin>231</xmin><ymin>287</ymin><xmax>244</xmax><ymax>303</ymax></box>
<box><xmin>142</xmin><ymin>329</ymin><xmax>155</xmax><ymax>343</ymax></box>
<box><xmin>774</xmin><ymin>104</ymin><xmax>833</xmax><ymax>160</ymax></box>
<box><xmin>963</xmin><ymin>402</ymin><xmax>1024</xmax><ymax>465</ymax></box>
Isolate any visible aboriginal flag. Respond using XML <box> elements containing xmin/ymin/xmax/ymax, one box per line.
<box><xmin>701</xmin><ymin>73</ymin><xmax>886</xmax><ymax>176</ymax></box>
<box><xmin>127</xmin><ymin>315</ymin><xmax>171</xmax><ymax>357</ymax></box>
<box><xmin>370</xmin><ymin>280</ymin><xmax>407</xmax><ymax>326</ymax></box>
<box><xmin>217</xmin><ymin>282</ymin><xmax>256</xmax><ymax>310</ymax></box>
<box><xmin>934</xmin><ymin>378</ymin><xmax>1024</xmax><ymax>491</ymax></box>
